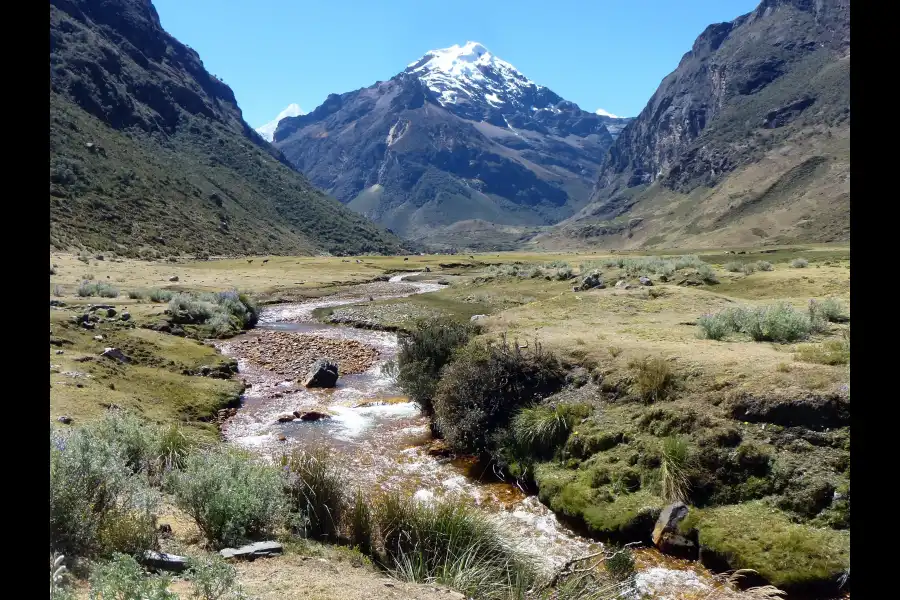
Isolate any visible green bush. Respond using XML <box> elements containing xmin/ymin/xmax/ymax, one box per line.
<box><xmin>756</xmin><ymin>261</ymin><xmax>774</xmax><ymax>271</ymax></box>
<box><xmin>724</xmin><ymin>261</ymin><xmax>743</xmax><ymax>273</ymax></box>
<box><xmin>281</xmin><ymin>448</ymin><xmax>345</xmax><ymax>542</ymax></box>
<box><xmin>77</xmin><ymin>281</ymin><xmax>120</xmax><ymax>298</ymax></box>
<box><xmin>696</xmin><ymin>263</ymin><xmax>719</xmax><ymax>284</ymax></box>
<box><xmin>50</xmin><ymin>423</ymin><xmax>160</xmax><ymax>558</ymax></box>
<box><xmin>740</xmin><ymin>263</ymin><xmax>757</xmax><ymax>275</ymax></box>
<box><xmin>148</xmin><ymin>288</ymin><xmax>175</xmax><ymax>303</ymax></box>
<box><xmin>742</xmin><ymin>303</ymin><xmax>813</xmax><ymax>342</ymax></box>
<box><xmin>696</xmin><ymin>313</ymin><xmax>732</xmax><ymax>340</ymax></box>
<box><xmin>810</xmin><ymin>297</ymin><xmax>849</xmax><ymax>323</ymax></box>
<box><xmin>791</xmin><ymin>258</ymin><xmax>809</xmax><ymax>268</ymax></box>
<box><xmin>795</xmin><ymin>338</ymin><xmax>850</xmax><ymax>365</ymax></box>
<box><xmin>375</xmin><ymin>493</ymin><xmax>535</xmax><ymax>599</ymax></box>
<box><xmin>127</xmin><ymin>289</ymin><xmax>145</xmax><ymax>300</ymax></box>
<box><xmin>396</xmin><ymin>317</ymin><xmax>480</xmax><ymax>415</ymax></box>
<box><xmin>89</xmin><ymin>553</ymin><xmax>176</xmax><ymax>600</ymax></box>
<box><xmin>172</xmin><ymin>447</ymin><xmax>286</xmax><ymax>548</ymax></box>
<box><xmin>432</xmin><ymin>337</ymin><xmax>566</xmax><ymax>455</ymax></box>
<box><xmin>168</xmin><ymin>290</ymin><xmax>259</xmax><ymax>335</ymax></box>
<box><xmin>187</xmin><ymin>553</ymin><xmax>247</xmax><ymax>600</ymax></box>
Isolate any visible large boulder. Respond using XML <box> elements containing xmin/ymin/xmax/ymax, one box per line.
<box><xmin>220</xmin><ymin>541</ymin><xmax>283</xmax><ymax>561</ymax></box>
<box><xmin>303</xmin><ymin>359</ymin><xmax>339</xmax><ymax>388</ymax></box>
<box><xmin>293</xmin><ymin>410</ymin><xmax>332</xmax><ymax>422</ymax></box>
<box><xmin>101</xmin><ymin>347</ymin><xmax>131</xmax><ymax>363</ymax></box>
<box><xmin>639</xmin><ymin>276</ymin><xmax>653</xmax><ymax>286</ymax></box>
<box><xmin>142</xmin><ymin>550</ymin><xmax>188</xmax><ymax>573</ymax></box>
<box><xmin>652</xmin><ymin>502</ymin><xmax>698</xmax><ymax>559</ymax></box>
<box><xmin>578</xmin><ymin>271</ymin><xmax>605</xmax><ymax>291</ymax></box>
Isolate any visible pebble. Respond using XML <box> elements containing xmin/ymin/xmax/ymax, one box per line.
<box><xmin>230</xmin><ymin>331</ymin><xmax>379</xmax><ymax>379</ymax></box>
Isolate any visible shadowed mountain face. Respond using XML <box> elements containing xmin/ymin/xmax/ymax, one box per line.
<box><xmin>542</xmin><ymin>0</ymin><xmax>850</xmax><ymax>250</ymax></box>
<box><xmin>273</xmin><ymin>42</ymin><xmax>631</xmax><ymax>241</ymax></box>
<box><xmin>50</xmin><ymin>0</ymin><xmax>404</xmax><ymax>257</ymax></box>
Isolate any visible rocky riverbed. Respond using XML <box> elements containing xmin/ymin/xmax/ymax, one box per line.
<box><xmin>227</xmin><ymin>330</ymin><xmax>379</xmax><ymax>380</ymax></box>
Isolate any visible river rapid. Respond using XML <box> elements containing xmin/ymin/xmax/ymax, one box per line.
<box><xmin>217</xmin><ymin>274</ymin><xmax>732</xmax><ymax>600</ymax></box>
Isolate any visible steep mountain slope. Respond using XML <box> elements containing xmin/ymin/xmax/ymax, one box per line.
<box><xmin>538</xmin><ymin>0</ymin><xmax>850</xmax><ymax>250</ymax></box>
<box><xmin>50</xmin><ymin>0</ymin><xmax>404</xmax><ymax>257</ymax></box>
<box><xmin>273</xmin><ymin>42</ymin><xmax>630</xmax><ymax>242</ymax></box>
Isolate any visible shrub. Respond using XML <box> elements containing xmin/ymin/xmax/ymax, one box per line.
<box><xmin>77</xmin><ymin>281</ymin><xmax>120</xmax><ymax>298</ymax></box>
<box><xmin>168</xmin><ymin>290</ymin><xmax>259</xmax><ymax>334</ymax></box>
<box><xmin>696</xmin><ymin>263</ymin><xmax>719</xmax><ymax>284</ymax></box>
<box><xmin>791</xmin><ymin>258</ymin><xmax>809</xmax><ymax>268</ymax></box>
<box><xmin>148</xmin><ymin>288</ymin><xmax>174</xmax><ymax>303</ymax></box>
<box><xmin>628</xmin><ymin>356</ymin><xmax>675</xmax><ymax>403</ymax></box>
<box><xmin>50</xmin><ymin>424</ymin><xmax>160</xmax><ymax>558</ymax></box>
<box><xmin>660</xmin><ymin>437</ymin><xmax>693</xmax><ymax>503</ymax></box>
<box><xmin>281</xmin><ymin>448</ymin><xmax>346</xmax><ymax>542</ymax></box>
<box><xmin>53</xmin><ymin>285</ymin><xmax>64</xmax><ymax>297</ymax></box>
<box><xmin>756</xmin><ymin>261</ymin><xmax>773</xmax><ymax>271</ymax></box>
<box><xmin>810</xmin><ymin>297</ymin><xmax>849</xmax><ymax>323</ymax></box>
<box><xmin>172</xmin><ymin>447</ymin><xmax>286</xmax><ymax>548</ymax></box>
<box><xmin>396</xmin><ymin>317</ymin><xmax>480</xmax><ymax>415</ymax></box>
<box><xmin>742</xmin><ymin>303</ymin><xmax>812</xmax><ymax>342</ymax></box>
<box><xmin>88</xmin><ymin>553</ymin><xmax>176</xmax><ymax>600</ymax></box>
<box><xmin>724</xmin><ymin>261</ymin><xmax>743</xmax><ymax>273</ymax></box>
<box><xmin>740</xmin><ymin>263</ymin><xmax>757</xmax><ymax>275</ymax></box>
<box><xmin>187</xmin><ymin>553</ymin><xmax>247</xmax><ymax>600</ymax></box>
<box><xmin>696</xmin><ymin>313</ymin><xmax>732</xmax><ymax>340</ymax></box>
<box><xmin>554</xmin><ymin>266</ymin><xmax>575</xmax><ymax>280</ymax></box>
<box><xmin>127</xmin><ymin>289</ymin><xmax>145</xmax><ymax>300</ymax></box>
<box><xmin>50</xmin><ymin>554</ymin><xmax>74</xmax><ymax>600</ymax></box>
<box><xmin>375</xmin><ymin>493</ymin><xmax>535</xmax><ymax>598</ymax></box>
<box><xmin>432</xmin><ymin>337</ymin><xmax>566</xmax><ymax>455</ymax></box>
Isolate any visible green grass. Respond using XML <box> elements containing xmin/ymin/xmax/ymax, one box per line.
<box><xmin>682</xmin><ymin>502</ymin><xmax>850</xmax><ymax>590</ymax></box>
<box><xmin>794</xmin><ymin>338</ymin><xmax>850</xmax><ymax>365</ymax></box>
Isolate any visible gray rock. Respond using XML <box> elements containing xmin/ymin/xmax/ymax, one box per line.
<box><xmin>220</xmin><ymin>541</ymin><xmax>283</xmax><ymax>560</ymax></box>
<box><xmin>101</xmin><ymin>347</ymin><xmax>131</xmax><ymax>363</ymax></box>
<box><xmin>578</xmin><ymin>271</ymin><xmax>604</xmax><ymax>291</ymax></box>
<box><xmin>294</xmin><ymin>410</ymin><xmax>332</xmax><ymax>422</ymax></box>
<box><xmin>57</xmin><ymin>415</ymin><xmax>73</xmax><ymax>424</ymax></box>
<box><xmin>143</xmin><ymin>550</ymin><xmax>188</xmax><ymax>572</ymax></box>
<box><xmin>169</xmin><ymin>276</ymin><xmax>179</xmax><ymax>282</ymax></box>
<box><xmin>615</xmin><ymin>280</ymin><xmax>627</xmax><ymax>289</ymax></box>
<box><xmin>277</xmin><ymin>414</ymin><xmax>296</xmax><ymax>423</ymax></box>
<box><xmin>639</xmin><ymin>276</ymin><xmax>653</xmax><ymax>286</ymax></box>
<box><xmin>106</xmin><ymin>308</ymin><xmax>117</xmax><ymax>317</ymax></box>
<box><xmin>470</xmin><ymin>314</ymin><xmax>487</xmax><ymax>322</ymax></box>
<box><xmin>120</xmin><ymin>312</ymin><xmax>131</xmax><ymax>321</ymax></box>
<box><xmin>652</xmin><ymin>502</ymin><xmax>697</xmax><ymax>559</ymax></box>
<box><xmin>303</xmin><ymin>358</ymin><xmax>339</xmax><ymax>388</ymax></box>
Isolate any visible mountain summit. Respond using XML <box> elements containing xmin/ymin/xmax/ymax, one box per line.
<box><xmin>273</xmin><ymin>42</ymin><xmax>630</xmax><ymax>244</ymax></box>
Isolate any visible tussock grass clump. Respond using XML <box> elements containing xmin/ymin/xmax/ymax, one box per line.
<box><xmin>50</xmin><ymin>417</ymin><xmax>161</xmax><ymax>558</ymax></box>
<box><xmin>148</xmin><ymin>288</ymin><xmax>174</xmax><ymax>303</ymax></box>
<box><xmin>628</xmin><ymin>356</ymin><xmax>675</xmax><ymax>403</ymax></box>
<box><xmin>433</xmin><ymin>337</ymin><xmax>566</xmax><ymax>455</ymax></box>
<box><xmin>791</xmin><ymin>258</ymin><xmax>809</xmax><ymax>268</ymax></box>
<box><xmin>511</xmin><ymin>403</ymin><xmax>592</xmax><ymax>460</ymax></box>
<box><xmin>281</xmin><ymin>448</ymin><xmax>346</xmax><ymax>542</ymax></box>
<box><xmin>724</xmin><ymin>261</ymin><xmax>743</xmax><ymax>273</ymax></box>
<box><xmin>659</xmin><ymin>436</ymin><xmax>693</xmax><ymax>503</ymax></box>
<box><xmin>77</xmin><ymin>281</ymin><xmax>119</xmax><ymax>298</ymax></box>
<box><xmin>396</xmin><ymin>317</ymin><xmax>480</xmax><ymax>415</ymax></box>
<box><xmin>347</xmin><ymin>488</ymin><xmax>373</xmax><ymax>556</ymax></box>
<box><xmin>756</xmin><ymin>261</ymin><xmax>774</xmax><ymax>271</ymax></box>
<box><xmin>608</xmin><ymin>346</ymin><xmax>623</xmax><ymax>358</ymax></box>
<box><xmin>172</xmin><ymin>447</ymin><xmax>286</xmax><ymax>548</ymax></box>
<box><xmin>376</xmin><ymin>493</ymin><xmax>535</xmax><ymax>599</ymax></box>
<box><xmin>795</xmin><ymin>337</ymin><xmax>850</xmax><ymax>366</ymax></box>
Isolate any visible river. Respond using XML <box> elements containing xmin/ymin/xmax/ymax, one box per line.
<box><xmin>217</xmin><ymin>274</ymin><xmax>734</xmax><ymax>599</ymax></box>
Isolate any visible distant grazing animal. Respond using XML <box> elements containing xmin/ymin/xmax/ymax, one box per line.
<box><xmin>247</xmin><ymin>259</ymin><xmax>253</xmax><ymax>264</ymax></box>
<box><xmin>262</xmin><ymin>259</ymin><xmax>269</xmax><ymax>264</ymax></box>
<box><xmin>404</xmin><ymin>257</ymin><xmax>409</xmax><ymax>261</ymax></box>
<box><xmin>469</xmin><ymin>255</ymin><xmax>474</xmax><ymax>259</ymax></box>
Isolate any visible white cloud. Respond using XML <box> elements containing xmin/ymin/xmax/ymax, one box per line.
<box><xmin>255</xmin><ymin>103</ymin><xmax>304</xmax><ymax>142</ymax></box>
<box><xmin>594</xmin><ymin>108</ymin><xmax>621</xmax><ymax>118</ymax></box>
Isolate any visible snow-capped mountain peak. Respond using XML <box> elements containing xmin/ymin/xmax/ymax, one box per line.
<box><xmin>595</xmin><ymin>108</ymin><xmax>621</xmax><ymax>118</ymax></box>
<box><xmin>255</xmin><ymin>103</ymin><xmax>303</xmax><ymax>142</ymax></box>
<box><xmin>405</xmin><ymin>41</ymin><xmax>540</xmax><ymax>108</ymax></box>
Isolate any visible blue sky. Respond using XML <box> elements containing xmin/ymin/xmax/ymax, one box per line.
<box><xmin>153</xmin><ymin>0</ymin><xmax>759</xmax><ymax>127</ymax></box>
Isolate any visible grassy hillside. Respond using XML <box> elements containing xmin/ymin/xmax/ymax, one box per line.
<box><xmin>49</xmin><ymin>0</ymin><xmax>404</xmax><ymax>257</ymax></box>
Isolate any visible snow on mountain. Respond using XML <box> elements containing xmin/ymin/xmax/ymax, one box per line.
<box><xmin>405</xmin><ymin>41</ymin><xmax>544</xmax><ymax>109</ymax></box>
<box><xmin>595</xmin><ymin>108</ymin><xmax>620</xmax><ymax>118</ymax></box>
<box><xmin>255</xmin><ymin>103</ymin><xmax>303</xmax><ymax>142</ymax></box>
